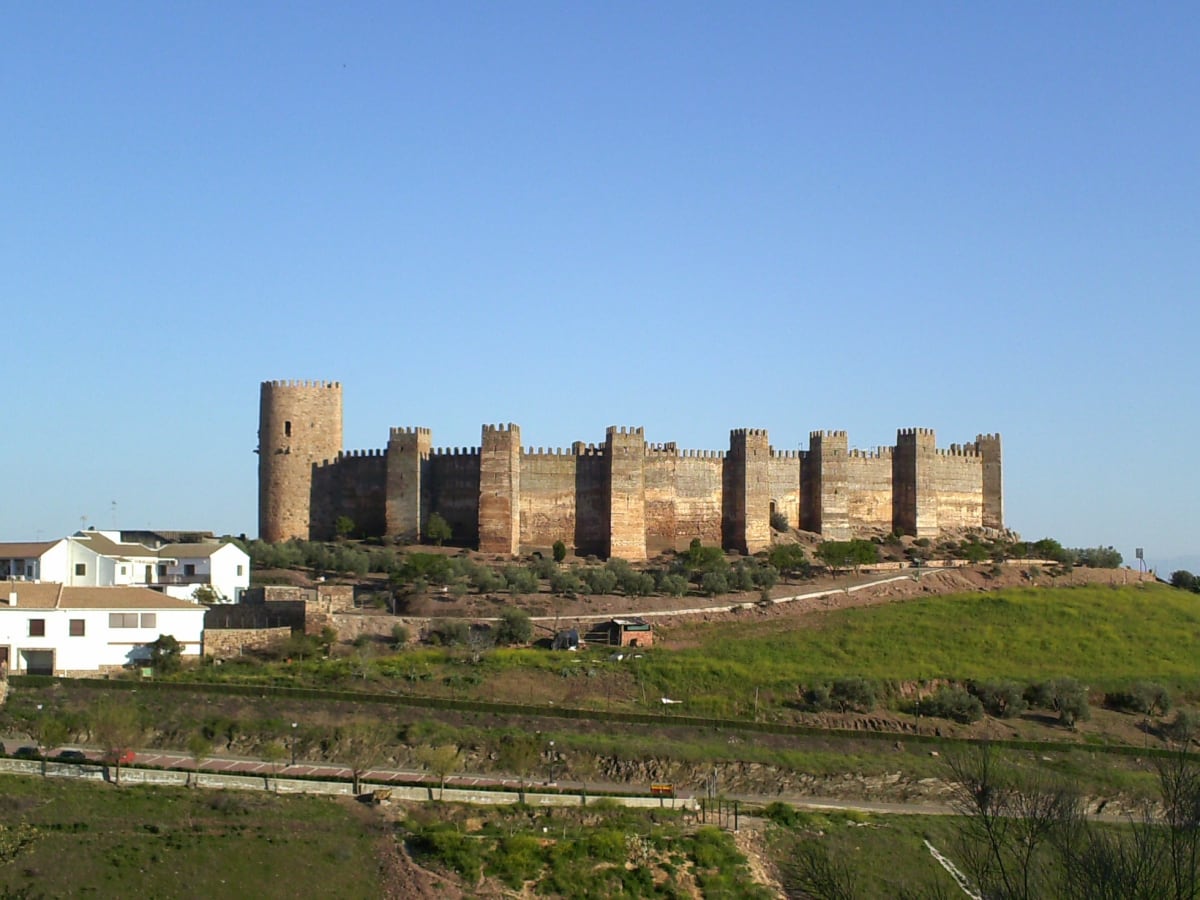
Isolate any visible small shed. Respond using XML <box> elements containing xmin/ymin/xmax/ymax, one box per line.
<box><xmin>608</xmin><ymin>617</ymin><xmax>654</xmax><ymax>648</ymax></box>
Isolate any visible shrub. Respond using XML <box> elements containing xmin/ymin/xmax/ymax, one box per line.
<box><xmin>529</xmin><ymin>557</ymin><xmax>558</xmax><ymax>579</ymax></box>
<box><xmin>1106</xmin><ymin>682</ymin><xmax>1171</xmax><ymax>716</ymax></box>
<box><xmin>390</xmin><ymin>624</ymin><xmax>410</xmax><ymax>647</ymax></box>
<box><xmin>549</xmin><ymin>569</ymin><xmax>583</xmax><ymax>596</ymax></box>
<box><xmin>732</xmin><ymin>563</ymin><xmax>757</xmax><ymax>592</ymax></box>
<box><xmin>425</xmin><ymin>513</ymin><xmax>452</xmax><ymax>546</ymax></box>
<box><xmin>968</xmin><ymin>680</ymin><xmax>1026</xmax><ymax>718</ymax></box>
<box><xmin>487</xmin><ymin>834</ymin><xmax>544</xmax><ymax>889</ymax></box>
<box><xmin>502</xmin><ymin>566</ymin><xmax>539</xmax><ymax>595</ymax></box>
<box><xmin>923</xmin><ymin>685</ymin><xmax>984</xmax><ymax>724</ymax></box>
<box><xmin>829</xmin><ymin>678</ymin><xmax>876</xmax><ymax>713</ymax></box>
<box><xmin>1026</xmin><ymin>678</ymin><xmax>1090</xmax><ymax>727</ymax></box>
<box><xmin>582</xmin><ymin>567</ymin><xmax>618</xmax><ymax>596</ymax></box>
<box><xmin>700</xmin><ymin>571</ymin><xmax>729</xmax><ymax>597</ymax></box>
<box><xmin>471</xmin><ymin>568</ymin><xmax>505</xmax><ymax>594</ymax></box>
<box><xmin>426</xmin><ymin>620</ymin><xmax>470</xmax><ymax>647</ymax></box>
<box><xmin>657</xmin><ymin>573</ymin><xmax>689</xmax><ymax>597</ymax></box>
<box><xmin>495</xmin><ymin>608</ymin><xmax>533</xmax><ymax>646</ymax></box>
<box><xmin>762</xmin><ymin>801</ymin><xmax>804</xmax><ymax>828</ymax></box>
<box><xmin>768</xmin><ymin>544</ymin><xmax>810</xmax><ymax>581</ymax></box>
<box><xmin>770</xmin><ymin>510</ymin><xmax>789</xmax><ymax>531</ymax></box>
<box><xmin>1164</xmin><ymin>710</ymin><xmax>1198</xmax><ymax>744</ymax></box>
<box><xmin>753</xmin><ymin>564</ymin><xmax>779</xmax><ymax>590</ymax></box>
<box><xmin>552</xmin><ymin>540</ymin><xmax>567</xmax><ymax>563</ymax></box>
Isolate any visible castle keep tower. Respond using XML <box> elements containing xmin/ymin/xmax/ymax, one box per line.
<box><xmin>802</xmin><ymin>431</ymin><xmax>850</xmax><ymax>539</ymax></box>
<box><xmin>258</xmin><ymin>380</ymin><xmax>343</xmax><ymax>542</ymax></box>
<box><xmin>974</xmin><ymin>433</ymin><xmax>1004</xmax><ymax>530</ymax></box>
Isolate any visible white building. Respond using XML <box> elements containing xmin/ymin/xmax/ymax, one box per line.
<box><xmin>0</xmin><ymin>531</ymin><xmax>250</xmax><ymax>604</ymax></box>
<box><xmin>0</xmin><ymin>582</ymin><xmax>206</xmax><ymax>676</ymax></box>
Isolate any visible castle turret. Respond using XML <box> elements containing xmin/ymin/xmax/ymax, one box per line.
<box><xmin>606</xmin><ymin>426</ymin><xmax>647</xmax><ymax>560</ymax></box>
<box><xmin>258</xmin><ymin>380</ymin><xmax>343</xmax><ymax>542</ymax></box>
<box><xmin>724</xmin><ymin>428</ymin><xmax>771</xmax><ymax>554</ymax></box>
<box><xmin>386</xmin><ymin>427</ymin><xmax>432</xmax><ymax>542</ymax></box>
<box><xmin>893</xmin><ymin>427</ymin><xmax>938</xmax><ymax>538</ymax></box>
<box><xmin>802</xmin><ymin>431</ymin><xmax>850</xmax><ymax>539</ymax></box>
<box><xmin>479</xmin><ymin>424</ymin><xmax>521</xmax><ymax>555</ymax></box>
<box><xmin>974</xmin><ymin>433</ymin><xmax>1004</xmax><ymax>530</ymax></box>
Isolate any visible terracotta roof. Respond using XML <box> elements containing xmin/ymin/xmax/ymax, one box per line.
<box><xmin>0</xmin><ymin>541</ymin><xmax>59</xmax><ymax>559</ymax></box>
<box><xmin>0</xmin><ymin>582</ymin><xmax>202</xmax><ymax>611</ymax></box>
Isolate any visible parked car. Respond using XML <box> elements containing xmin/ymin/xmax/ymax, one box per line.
<box><xmin>14</xmin><ymin>746</ymin><xmax>42</xmax><ymax>759</ymax></box>
<box><xmin>104</xmin><ymin>749</ymin><xmax>135</xmax><ymax>766</ymax></box>
<box><xmin>55</xmin><ymin>749</ymin><xmax>88</xmax><ymax>762</ymax></box>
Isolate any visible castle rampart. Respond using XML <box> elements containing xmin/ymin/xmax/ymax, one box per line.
<box><xmin>258</xmin><ymin>381</ymin><xmax>1003</xmax><ymax>559</ymax></box>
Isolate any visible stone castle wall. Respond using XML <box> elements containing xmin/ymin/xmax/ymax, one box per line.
<box><xmin>259</xmin><ymin>381</ymin><xmax>1003</xmax><ymax>559</ymax></box>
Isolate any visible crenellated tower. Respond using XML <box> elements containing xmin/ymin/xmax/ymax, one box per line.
<box><xmin>606</xmin><ymin>426</ymin><xmax>647</xmax><ymax>560</ymax></box>
<box><xmin>974</xmin><ymin>433</ymin><xmax>1004</xmax><ymax>530</ymax></box>
<box><xmin>802</xmin><ymin>431</ymin><xmax>850</xmax><ymax>539</ymax></box>
<box><xmin>724</xmin><ymin>428</ymin><xmax>772</xmax><ymax>553</ymax></box>
<box><xmin>894</xmin><ymin>427</ymin><xmax>938</xmax><ymax>538</ymax></box>
<box><xmin>258</xmin><ymin>380</ymin><xmax>343</xmax><ymax>542</ymax></box>
<box><xmin>386</xmin><ymin>427</ymin><xmax>432</xmax><ymax>542</ymax></box>
<box><xmin>479</xmin><ymin>424</ymin><xmax>521</xmax><ymax>555</ymax></box>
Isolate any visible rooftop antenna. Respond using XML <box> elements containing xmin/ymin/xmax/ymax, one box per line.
<box><xmin>111</xmin><ymin>500</ymin><xmax>117</xmax><ymax>530</ymax></box>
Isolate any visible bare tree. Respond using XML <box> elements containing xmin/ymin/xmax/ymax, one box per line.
<box><xmin>332</xmin><ymin>723</ymin><xmax>390</xmax><ymax>795</ymax></box>
<box><xmin>415</xmin><ymin>744</ymin><xmax>461</xmax><ymax>800</ymax></box>
<box><xmin>90</xmin><ymin>700</ymin><xmax>143</xmax><ymax>787</ymax></box>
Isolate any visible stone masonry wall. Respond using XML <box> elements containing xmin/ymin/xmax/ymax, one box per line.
<box><xmin>768</xmin><ymin>452</ymin><xmax>802</xmax><ymax>533</ymax></box>
<box><xmin>310</xmin><ymin>450</ymin><xmax>387</xmax><ymax>540</ymax></box>
<box><xmin>931</xmin><ymin>447</ymin><xmax>984</xmax><ymax>530</ymax></box>
<box><xmin>429</xmin><ymin>449</ymin><xmax>481</xmax><ymax>544</ymax></box>
<box><xmin>519</xmin><ymin>449</ymin><xmax>577</xmax><ymax>550</ymax></box>
<box><xmin>847</xmin><ymin>450</ymin><xmax>894</xmax><ymax>532</ymax></box>
<box><xmin>606</xmin><ymin>427</ymin><xmax>647</xmax><ymax>560</ymax></box>
<box><xmin>204</xmin><ymin>627</ymin><xmax>292</xmax><ymax>659</ymax></box>
<box><xmin>479</xmin><ymin>424</ymin><xmax>521</xmax><ymax>555</ymax></box>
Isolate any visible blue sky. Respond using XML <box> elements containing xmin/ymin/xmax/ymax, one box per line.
<box><xmin>3</xmin><ymin>3</ymin><xmax>1197</xmax><ymax>571</ymax></box>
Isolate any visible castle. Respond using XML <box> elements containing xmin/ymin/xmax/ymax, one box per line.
<box><xmin>258</xmin><ymin>380</ymin><xmax>1003</xmax><ymax>560</ymax></box>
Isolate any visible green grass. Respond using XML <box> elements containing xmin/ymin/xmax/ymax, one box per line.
<box><xmin>0</xmin><ymin>775</ymin><xmax>383</xmax><ymax>898</ymax></box>
<box><xmin>648</xmin><ymin>584</ymin><xmax>1200</xmax><ymax>700</ymax></box>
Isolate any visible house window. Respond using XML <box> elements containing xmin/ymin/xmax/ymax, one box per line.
<box><xmin>29</xmin><ymin>619</ymin><xmax>46</xmax><ymax>637</ymax></box>
<box><xmin>109</xmin><ymin>613</ymin><xmax>138</xmax><ymax>628</ymax></box>
<box><xmin>157</xmin><ymin>564</ymin><xmax>167</xmax><ymax>576</ymax></box>
<box><xmin>140</xmin><ymin>613</ymin><xmax>156</xmax><ymax>628</ymax></box>
<box><xmin>184</xmin><ymin>564</ymin><xmax>196</xmax><ymax>576</ymax></box>
<box><xmin>284</xmin><ymin>420</ymin><xmax>292</xmax><ymax>437</ymax></box>
<box><xmin>120</xmin><ymin>565</ymin><xmax>127</xmax><ymax>575</ymax></box>
<box><xmin>70</xmin><ymin>619</ymin><xmax>85</xmax><ymax>636</ymax></box>
<box><xmin>236</xmin><ymin>565</ymin><xmax>244</xmax><ymax>576</ymax></box>
<box><xmin>75</xmin><ymin>563</ymin><xmax>86</xmax><ymax>576</ymax></box>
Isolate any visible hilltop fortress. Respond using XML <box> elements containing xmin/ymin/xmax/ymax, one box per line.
<box><xmin>258</xmin><ymin>380</ymin><xmax>1003</xmax><ymax>560</ymax></box>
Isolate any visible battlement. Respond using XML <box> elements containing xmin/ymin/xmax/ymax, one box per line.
<box><xmin>606</xmin><ymin>426</ymin><xmax>645</xmax><ymax>437</ymax></box>
<box><xmin>483</xmin><ymin>423</ymin><xmax>518</xmax><ymax>433</ymax></box>
<box><xmin>389</xmin><ymin>426</ymin><xmax>431</xmax><ymax>438</ymax></box>
<box><xmin>938</xmin><ymin>443</ymin><xmax>982</xmax><ymax>458</ymax></box>
<box><xmin>572</xmin><ymin>442</ymin><xmax>607</xmax><ymax>457</ymax></box>
<box><xmin>523</xmin><ymin>446</ymin><xmax>580</xmax><ymax>457</ymax></box>
<box><xmin>431</xmin><ymin>446</ymin><xmax>481</xmax><ymax>457</ymax></box>
<box><xmin>262</xmin><ymin>379</ymin><xmax>340</xmax><ymax>390</ymax></box>
<box><xmin>810</xmin><ymin>430</ymin><xmax>847</xmax><ymax>439</ymax></box>
<box><xmin>730</xmin><ymin>428</ymin><xmax>768</xmax><ymax>437</ymax></box>
<box><xmin>770</xmin><ymin>449</ymin><xmax>801</xmax><ymax>459</ymax></box>
<box><xmin>975</xmin><ymin>433</ymin><xmax>1001</xmax><ymax>443</ymax></box>
<box><xmin>849</xmin><ymin>447</ymin><xmax>894</xmax><ymax>459</ymax></box>
<box><xmin>338</xmin><ymin>448</ymin><xmax>386</xmax><ymax>459</ymax></box>
<box><xmin>898</xmin><ymin>427</ymin><xmax>936</xmax><ymax>437</ymax></box>
<box><xmin>646</xmin><ymin>442</ymin><xmax>679</xmax><ymax>455</ymax></box>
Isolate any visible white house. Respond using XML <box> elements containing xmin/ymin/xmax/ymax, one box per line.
<box><xmin>0</xmin><ymin>582</ymin><xmax>206</xmax><ymax>676</ymax></box>
<box><xmin>0</xmin><ymin>531</ymin><xmax>250</xmax><ymax>604</ymax></box>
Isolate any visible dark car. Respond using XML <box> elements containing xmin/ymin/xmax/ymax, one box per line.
<box><xmin>55</xmin><ymin>749</ymin><xmax>88</xmax><ymax>762</ymax></box>
<box><xmin>13</xmin><ymin>746</ymin><xmax>42</xmax><ymax>759</ymax></box>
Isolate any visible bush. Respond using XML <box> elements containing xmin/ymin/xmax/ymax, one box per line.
<box><xmin>770</xmin><ymin>510</ymin><xmax>789</xmax><ymax>531</ymax></box>
<box><xmin>426</xmin><ymin>620</ymin><xmax>470</xmax><ymax>647</ymax></box>
<box><xmin>552</xmin><ymin>540</ymin><xmax>567</xmax><ymax>563</ymax></box>
<box><xmin>495</xmin><ymin>608</ymin><xmax>533</xmax><ymax>646</ymax></box>
<box><xmin>923</xmin><ymin>685</ymin><xmax>984</xmax><ymax>724</ymax></box>
<box><xmin>1025</xmin><ymin>678</ymin><xmax>1090</xmax><ymax>727</ymax></box>
<box><xmin>968</xmin><ymin>680</ymin><xmax>1026</xmax><ymax>718</ymax></box>
<box><xmin>768</xmin><ymin>544</ymin><xmax>810</xmax><ymax>581</ymax></box>
<box><xmin>829</xmin><ymin>677</ymin><xmax>876</xmax><ymax>713</ymax></box>
<box><xmin>471</xmin><ymin>567</ymin><xmax>505</xmax><ymax>594</ymax></box>
<box><xmin>762</xmin><ymin>801</ymin><xmax>804</xmax><ymax>828</ymax></box>
<box><xmin>549</xmin><ymin>569</ymin><xmax>583</xmax><ymax>596</ymax></box>
<box><xmin>1106</xmin><ymin>682</ymin><xmax>1171</xmax><ymax>716</ymax></box>
<box><xmin>425</xmin><ymin>513</ymin><xmax>452</xmax><ymax>546</ymax></box>
<box><xmin>1171</xmin><ymin>571</ymin><xmax>1200</xmax><ymax>593</ymax></box>
<box><xmin>390</xmin><ymin>624</ymin><xmax>410</xmax><ymax>647</ymax></box>
<box><xmin>582</xmin><ymin>567</ymin><xmax>618</xmax><ymax>595</ymax></box>
<box><xmin>1164</xmin><ymin>710</ymin><xmax>1198</xmax><ymax>744</ymax></box>
<box><xmin>700</xmin><ymin>571</ymin><xmax>729</xmax><ymax>597</ymax></box>
<box><xmin>1074</xmin><ymin>546</ymin><xmax>1123</xmax><ymax>568</ymax></box>
<box><xmin>656</xmin><ymin>573</ymin><xmax>689</xmax><ymax>597</ymax></box>
<box><xmin>502</xmin><ymin>566</ymin><xmax>539</xmax><ymax>595</ymax></box>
